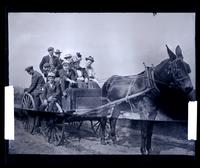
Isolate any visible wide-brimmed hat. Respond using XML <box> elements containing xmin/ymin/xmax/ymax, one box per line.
<box><xmin>55</xmin><ymin>49</ymin><xmax>62</xmax><ymax>54</ymax></box>
<box><xmin>25</xmin><ymin>66</ymin><xmax>33</xmax><ymax>72</ymax></box>
<box><xmin>47</xmin><ymin>47</ymin><xmax>54</xmax><ymax>51</ymax></box>
<box><xmin>85</xmin><ymin>56</ymin><xmax>94</xmax><ymax>62</ymax></box>
<box><xmin>64</xmin><ymin>54</ymin><xmax>72</xmax><ymax>60</ymax></box>
<box><xmin>47</xmin><ymin>72</ymin><xmax>55</xmax><ymax>77</ymax></box>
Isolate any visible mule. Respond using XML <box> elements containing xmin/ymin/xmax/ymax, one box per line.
<box><xmin>100</xmin><ymin>45</ymin><xmax>195</xmax><ymax>155</ymax></box>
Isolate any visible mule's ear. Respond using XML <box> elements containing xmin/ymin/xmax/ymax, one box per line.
<box><xmin>166</xmin><ymin>44</ymin><xmax>176</xmax><ymax>60</ymax></box>
<box><xmin>175</xmin><ymin>45</ymin><xmax>183</xmax><ymax>58</ymax></box>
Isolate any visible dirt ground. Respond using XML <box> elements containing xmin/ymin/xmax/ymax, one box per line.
<box><xmin>8</xmin><ymin>118</ymin><xmax>195</xmax><ymax>155</ymax></box>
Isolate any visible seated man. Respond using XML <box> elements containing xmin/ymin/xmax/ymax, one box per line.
<box><xmin>85</xmin><ymin>56</ymin><xmax>100</xmax><ymax>88</ymax></box>
<box><xmin>42</xmin><ymin>63</ymin><xmax>51</xmax><ymax>78</ymax></box>
<box><xmin>24</xmin><ymin>66</ymin><xmax>45</xmax><ymax>110</ymax></box>
<box><xmin>40</xmin><ymin>72</ymin><xmax>61</xmax><ymax>112</ymax></box>
<box><xmin>59</xmin><ymin>61</ymin><xmax>77</xmax><ymax>97</ymax></box>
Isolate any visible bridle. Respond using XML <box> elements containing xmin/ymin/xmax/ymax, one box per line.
<box><xmin>166</xmin><ymin>58</ymin><xmax>191</xmax><ymax>86</ymax></box>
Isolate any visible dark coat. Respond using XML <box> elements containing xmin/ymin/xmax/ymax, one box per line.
<box><xmin>27</xmin><ymin>71</ymin><xmax>45</xmax><ymax>94</ymax></box>
<box><xmin>75</xmin><ymin>67</ymin><xmax>88</xmax><ymax>79</ymax></box>
<box><xmin>39</xmin><ymin>55</ymin><xmax>60</xmax><ymax>73</ymax></box>
<box><xmin>58</xmin><ymin>68</ymin><xmax>77</xmax><ymax>81</ymax></box>
<box><xmin>41</xmin><ymin>82</ymin><xmax>61</xmax><ymax>100</ymax></box>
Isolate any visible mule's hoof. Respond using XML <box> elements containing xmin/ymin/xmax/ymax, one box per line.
<box><xmin>147</xmin><ymin>148</ymin><xmax>153</xmax><ymax>155</ymax></box>
<box><xmin>140</xmin><ymin>147</ymin><xmax>147</xmax><ymax>155</ymax></box>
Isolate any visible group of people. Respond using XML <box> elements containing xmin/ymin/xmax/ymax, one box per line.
<box><xmin>24</xmin><ymin>47</ymin><xmax>100</xmax><ymax>112</ymax></box>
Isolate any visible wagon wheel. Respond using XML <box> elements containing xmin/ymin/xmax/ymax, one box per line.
<box><xmin>21</xmin><ymin>92</ymin><xmax>36</xmax><ymax>111</ymax></box>
<box><xmin>21</xmin><ymin>93</ymin><xmax>36</xmax><ymax>133</ymax></box>
<box><xmin>41</xmin><ymin>103</ymin><xmax>65</xmax><ymax>146</ymax></box>
<box><xmin>91</xmin><ymin>120</ymin><xmax>110</xmax><ymax>138</ymax></box>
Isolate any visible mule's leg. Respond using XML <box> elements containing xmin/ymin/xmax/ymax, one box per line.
<box><xmin>109</xmin><ymin>106</ymin><xmax>120</xmax><ymax>144</ymax></box>
<box><xmin>140</xmin><ymin>120</ymin><xmax>148</xmax><ymax>155</ymax></box>
<box><xmin>138</xmin><ymin>96</ymin><xmax>157</xmax><ymax>155</ymax></box>
<box><xmin>100</xmin><ymin>117</ymin><xmax>107</xmax><ymax>145</ymax></box>
<box><xmin>146</xmin><ymin>121</ymin><xmax>154</xmax><ymax>154</ymax></box>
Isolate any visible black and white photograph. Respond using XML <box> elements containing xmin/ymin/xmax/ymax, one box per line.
<box><xmin>8</xmin><ymin>13</ymin><xmax>196</xmax><ymax>155</ymax></box>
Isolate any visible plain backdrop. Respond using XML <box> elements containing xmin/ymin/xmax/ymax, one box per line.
<box><xmin>8</xmin><ymin>13</ymin><xmax>195</xmax><ymax>88</ymax></box>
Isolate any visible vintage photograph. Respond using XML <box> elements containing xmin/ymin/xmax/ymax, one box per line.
<box><xmin>8</xmin><ymin>13</ymin><xmax>196</xmax><ymax>155</ymax></box>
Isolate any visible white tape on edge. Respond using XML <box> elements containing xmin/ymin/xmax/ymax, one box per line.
<box><xmin>4</xmin><ymin>86</ymin><xmax>14</xmax><ymax>140</ymax></box>
<box><xmin>188</xmin><ymin>101</ymin><xmax>197</xmax><ymax>140</ymax></box>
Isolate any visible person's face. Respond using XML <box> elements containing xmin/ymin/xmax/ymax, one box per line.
<box><xmin>55</xmin><ymin>53</ymin><xmax>61</xmax><ymax>58</ymax></box>
<box><xmin>86</xmin><ymin>60</ymin><xmax>92</xmax><ymax>67</ymax></box>
<box><xmin>27</xmin><ymin>69</ymin><xmax>34</xmax><ymax>75</ymax></box>
<box><xmin>63</xmin><ymin>64</ymin><xmax>69</xmax><ymax>70</ymax></box>
<box><xmin>48</xmin><ymin>50</ymin><xmax>54</xmax><ymax>56</ymax></box>
<box><xmin>74</xmin><ymin>61</ymin><xmax>80</xmax><ymax>68</ymax></box>
<box><xmin>48</xmin><ymin>76</ymin><xmax>54</xmax><ymax>83</ymax></box>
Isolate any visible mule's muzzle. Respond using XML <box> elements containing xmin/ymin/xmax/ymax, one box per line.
<box><xmin>187</xmin><ymin>89</ymin><xmax>196</xmax><ymax>101</ymax></box>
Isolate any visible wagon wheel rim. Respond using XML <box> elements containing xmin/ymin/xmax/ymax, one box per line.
<box><xmin>21</xmin><ymin>93</ymin><xmax>36</xmax><ymax>132</ymax></box>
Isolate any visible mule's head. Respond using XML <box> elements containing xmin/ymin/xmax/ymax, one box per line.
<box><xmin>165</xmin><ymin>45</ymin><xmax>195</xmax><ymax>100</ymax></box>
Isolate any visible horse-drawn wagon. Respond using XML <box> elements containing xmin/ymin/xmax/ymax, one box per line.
<box><xmin>15</xmin><ymin>44</ymin><xmax>196</xmax><ymax>154</ymax></box>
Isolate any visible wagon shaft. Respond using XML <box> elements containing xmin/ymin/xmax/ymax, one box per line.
<box><xmin>74</xmin><ymin>88</ymin><xmax>152</xmax><ymax>116</ymax></box>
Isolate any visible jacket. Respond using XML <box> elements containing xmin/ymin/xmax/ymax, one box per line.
<box><xmin>39</xmin><ymin>55</ymin><xmax>60</xmax><ymax>73</ymax></box>
<box><xmin>41</xmin><ymin>81</ymin><xmax>61</xmax><ymax>100</ymax></box>
<box><xmin>27</xmin><ymin>71</ymin><xmax>45</xmax><ymax>93</ymax></box>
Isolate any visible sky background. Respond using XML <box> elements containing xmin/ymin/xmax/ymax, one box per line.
<box><xmin>8</xmin><ymin>13</ymin><xmax>195</xmax><ymax>88</ymax></box>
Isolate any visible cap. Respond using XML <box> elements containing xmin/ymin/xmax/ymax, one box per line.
<box><xmin>25</xmin><ymin>66</ymin><xmax>33</xmax><ymax>72</ymax></box>
<box><xmin>47</xmin><ymin>47</ymin><xmax>54</xmax><ymax>51</ymax></box>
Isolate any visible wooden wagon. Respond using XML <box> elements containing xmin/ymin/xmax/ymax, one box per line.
<box><xmin>18</xmin><ymin>87</ymin><xmax>150</xmax><ymax>146</ymax></box>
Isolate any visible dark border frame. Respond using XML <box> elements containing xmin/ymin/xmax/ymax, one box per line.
<box><xmin>1</xmin><ymin>0</ymin><xmax>199</xmax><ymax>166</ymax></box>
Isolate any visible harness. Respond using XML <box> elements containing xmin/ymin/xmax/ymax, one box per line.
<box><xmin>115</xmin><ymin>58</ymin><xmax>191</xmax><ymax>113</ymax></box>
<box><xmin>124</xmin><ymin>63</ymin><xmax>160</xmax><ymax>113</ymax></box>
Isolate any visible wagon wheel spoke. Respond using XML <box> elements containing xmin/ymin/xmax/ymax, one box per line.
<box><xmin>91</xmin><ymin>120</ymin><xmax>110</xmax><ymax>138</ymax></box>
<box><xmin>91</xmin><ymin>121</ymin><xmax>101</xmax><ymax>137</ymax></box>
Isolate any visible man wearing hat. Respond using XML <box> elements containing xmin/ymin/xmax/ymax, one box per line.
<box><xmin>24</xmin><ymin>66</ymin><xmax>45</xmax><ymax>110</ymax></box>
<box><xmin>39</xmin><ymin>47</ymin><xmax>60</xmax><ymax>74</ymax></box>
<box><xmin>55</xmin><ymin>49</ymin><xmax>64</xmax><ymax>70</ymax></box>
<box><xmin>41</xmin><ymin>72</ymin><xmax>61</xmax><ymax>112</ymax></box>
<box><xmin>85</xmin><ymin>56</ymin><xmax>100</xmax><ymax>88</ymax></box>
